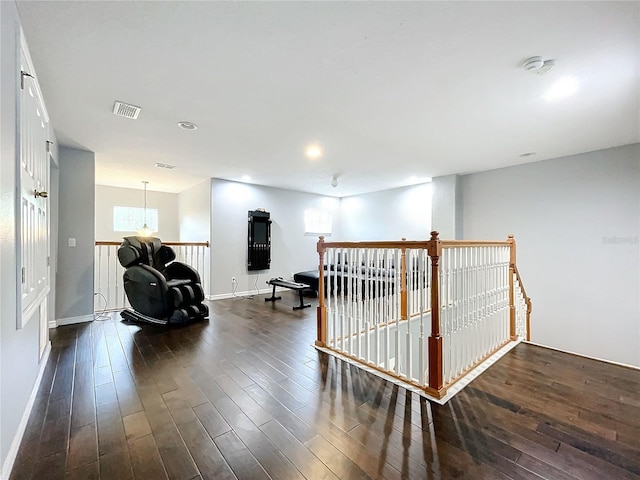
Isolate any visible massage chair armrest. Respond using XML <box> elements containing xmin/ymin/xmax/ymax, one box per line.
<box><xmin>123</xmin><ymin>265</ymin><xmax>170</xmax><ymax>318</ymax></box>
<box><xmin>124</xmin><ymin>264</ymin><xmax>168</xmax><ymax>290</ymax></box>
<box><xmin>164</xmin><ymin>261</ymin><xmax>201</xmax><ymax>283</ymax></box>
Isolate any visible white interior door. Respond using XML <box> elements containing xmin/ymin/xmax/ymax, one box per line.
<box><xmin>19</xmin><ymin>33</ymin><xmax>50</xmax><ymax>331</ymax></box>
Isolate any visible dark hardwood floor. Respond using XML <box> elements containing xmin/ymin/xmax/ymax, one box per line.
<box><xmin>10</xmin><ymin>292</ymin><xmax>640</xmax><ymax>479</ymax></box>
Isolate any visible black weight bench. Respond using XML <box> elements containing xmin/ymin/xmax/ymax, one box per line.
<box><xmin>265</xmin><ymin>278</ymin><xmax>311</xmax><ymax>310</ymax></box>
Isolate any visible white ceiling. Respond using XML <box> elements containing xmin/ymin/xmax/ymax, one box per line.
<box><xmin>16</xmin><ymin>1</ymin><xmax>640</xmax><ymax>196</ymax></box>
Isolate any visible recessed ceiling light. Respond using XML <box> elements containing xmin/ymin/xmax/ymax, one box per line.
<box><xmin>543</xmin><ymin>76</ymin><xmax>578</xmax><ymax>101</ymax></box>
<box><xmin>305</xmin><ymin>145</ymin><xmax>322</xmax><ymax>160</ymax></box>
<box><xmin>178</xmin><ymin>121</ymin><xmax>198</xmax><ymax>130</ymax></box>
<box><xmin>519</xmin><ymin>152</ymin><xmax>536</xmax><ymax>158</ymax></box>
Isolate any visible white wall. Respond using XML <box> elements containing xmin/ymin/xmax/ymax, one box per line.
<box><xmin>178</xmin><ymin>180</ymin><xmax>211</xmax><ymax>295</ymax></box>
<box><xmin>340</xmin><ymin>183</ymin><xmax>432</xmax><ymax>241</ymax></box>
<box><xmin>431</xmin><ymin>175</ymin><xmax>463</xmax><ymax>239</ymax></box>
<box><xmin>179</xmin><ymin>179</ymin><xmax>211</xmax><ymax>242</ymax></box>
<box><xmin>0</xmin><ymin>2</ymin><xmax>48</xmax><ymax>473</ymax></box>
<box><xmin>95</xmin><ymin>185</ymin><xmax>180</xmax><ymax>241</ymax></box>
<box><xmin>461</xmin><ymin>144</ymin><xmax>640</xmax><ymax>367</ymax></box>
<box><xmin>210</xmin><ymin>179</ymin><xmax>341</xmax><ymax>296</ymax></box>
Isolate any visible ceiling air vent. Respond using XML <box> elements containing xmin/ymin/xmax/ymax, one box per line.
<box><xmin>112</xmin><ymin>101</ymin><xmax>141</xmax><ymax>119</ymax></box>
<box><xmin>154</xmin><ymin>162</ymin><xmax>176</xmax><ymax>170</ymax></box>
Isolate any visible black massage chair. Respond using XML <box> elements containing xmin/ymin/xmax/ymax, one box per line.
<box><xmin>117</xmin><ymin>236</ymin><xmax>208</xmax><ymax>325</ymax></box>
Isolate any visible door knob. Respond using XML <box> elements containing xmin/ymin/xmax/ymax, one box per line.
<box><xmin>34</xmin><ymin>190</ymin><xmax>48</xmax><ymax>198</ymax></box>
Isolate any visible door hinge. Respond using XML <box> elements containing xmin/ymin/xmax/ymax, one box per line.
<box><xmin>46</xmin><ymin>141</ymin><xmax>53</xmax><ymax>153</ymax></box>
<box><xmin>20</xmin><ymin>70</ymin><xmax>34</xmax><ymax>90</ymax></box>
<box><xmin>21</xmin><ymin>267</ymin><xmax>26</xmax><ymax>284</ymax></box>
<box><xmin>47</xmin><ymin>256</ymin><xmax>50</xmax><ymax>267</ymax></box>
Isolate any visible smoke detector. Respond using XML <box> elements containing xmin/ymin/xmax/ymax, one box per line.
<box><xmin>522</xmin><ymin>56</ymin><xmax>544</xmax><ymax>71</ymax></box>
<box><xmin>522</xmin><ymin>56</ymin><xmax>557</xmax><ymax>75</ymax></box>
<box><xmin>154</xmin><ymin>162</ymin><xmax>176</xmax><ymax>169</ymax></box>
<box><xmin>178</xmin><ymin>121</ymin><xmax>197</xmax><ymax>130</ymax></box>
<box><xmin>112</xmin><ymin>101</ymin><xmax>141</xmax><ymax>119</ymax></box>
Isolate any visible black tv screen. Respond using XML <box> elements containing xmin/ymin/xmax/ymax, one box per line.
<box><xmin>254</xmin><ymin>221</ymin><xmax>267</xmax><ymax>243</ymax></box>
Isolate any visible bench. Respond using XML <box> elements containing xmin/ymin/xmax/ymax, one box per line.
<box><xmin>265</xmin><ymin>278</ymin><xmax>311</xmax><ymax>310</ymax></box>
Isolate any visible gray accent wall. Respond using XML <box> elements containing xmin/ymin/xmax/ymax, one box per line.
<box><xmin>56</xmin><ymin>147</ymin><xmax>95</xmax><ymax>321</ymax></box>
<box><xmin>461</xmin><ymin>144</ymin><xmax>640</xmax><ymax>366</ymax></box>
<box><xmin>0</xmin><ymin>1</ymin><xmax>45</xmax><ymax>471</ymax></box>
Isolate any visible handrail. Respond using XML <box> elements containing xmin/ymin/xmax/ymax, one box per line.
<box><xmin>513</xmin><ymin>265</ymin><xmax>530</xmax><ymax>302</ymax></box>
<box><xmin>442</xmin><ymin>240</ymin><xmax>511</xmax><ymax>247</ymax></box>
<box><xmin>317</xmin><ymin>239</ymin><xmax>511</xmax><ymax>250</ymax></box>
<box><xmin>94</xmin><ymin>240</ymin><xmax>210</xmax><ymax>312</ymax></box>
<box><xmin>318</xmin><ymin>239</ymin><xmax>429</xmax><ymax>250</ymax></box>
<box><xmin>315</xmin><ymin>231</ymin><xmax>531</xmax><ymax>400</ymax></box>
<box><xmin>514</xmin><ymin>264</ymin><xmax>532</xmax><ymax>341</ymax></box>
<box><xmin>95</xmin><ymin>240</ymin><xmax>210</xmax><ymax>247</ymax></box>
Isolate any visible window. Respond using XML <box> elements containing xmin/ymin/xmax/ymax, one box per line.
<box><xmin>304</xmin><ymin>209</ymin><xmax>332</xmax><ymax>235</ymax></box>
<box><xmin>113</xmin><ymin>206</ymin><xmax>158</xmax><ymax>232</ymax></box>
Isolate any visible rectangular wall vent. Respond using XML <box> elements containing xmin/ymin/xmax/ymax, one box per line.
<box><xmin>112</xmin><ymin>101</ymin><xmax>141</xmax><ymax>119</ymax></box>
<box><xmin>154</xmin><ymin>162</ymin><xmax>176</xmax><ymax>169</ymax></box>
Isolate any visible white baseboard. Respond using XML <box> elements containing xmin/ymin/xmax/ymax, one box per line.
<box><xmin>1</xmin><ymin>342</ymin><xmax>51</xmax><ymax>479</ymax></box>
<box><xmin>525</xmin><ymin>341</ymin><xmax>640</xmax><ymax>370</ymax></box>
<box><xmin>315</xmin><ymin>339</ymin><xmax>522</xmax><ymax>405</ymax></box>
<box><xmin>53</xmin><ymin>314</ymin><xmax>95</xmax><ymax>328</ymax></box>
<box><xmin>209</xmin><ymin>286</ymin><xmax>287</xmax><ymax>301</ymax></box>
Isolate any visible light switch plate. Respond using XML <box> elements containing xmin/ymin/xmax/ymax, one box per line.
<box><xmin>68</xmin><ymin>237</ymin><xmax>76</xmax><ymax>247</ymax></box>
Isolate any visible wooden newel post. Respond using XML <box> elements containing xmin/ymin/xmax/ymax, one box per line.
<box><xmin>316</xmin><ymin>236</ymin><xmax>327</xmax><ymax>347</ymax></box>
<box><xmin>508</xmin><ymin>234</ymin><xmax>517</xmax><ymax>340</ymax></box>
<box><xmin>400</xmin><ymin>238</ymin><xmax>407</xmax><ymax>320</ymax></box>
<box><xmin>427</xmin><ymin>231</ymin><xmax>444</xmax><ymax>392</ymax></box>
<box><xmin>526</xmin><ymin>297</ymin><xmax>532</xmax><ymax>342</ymax></box>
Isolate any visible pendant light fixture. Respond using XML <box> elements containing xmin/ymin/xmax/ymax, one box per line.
<box><xmin>137</xmin><ymin>180</ymin><xmax>154</xmax><ymax>237</ymax></box>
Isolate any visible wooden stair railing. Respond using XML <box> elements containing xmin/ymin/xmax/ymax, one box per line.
<box><xmin>315</xmin><ymin>232</ymin><xmax>531</xmax><ymax>400</ymax></box>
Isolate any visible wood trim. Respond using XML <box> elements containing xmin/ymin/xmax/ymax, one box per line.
<box><xmin>95</xmin><ymin>241</ymin><xmax>209</xmax><ymax>247</ymax></box>
<box><xmin>513</xmin><ymin>265</ymin><xmax>530</xmax><ymax>301</ymax></box>
<box><xmin>163</xmin><ymin>241</ymin><xmax>209</xmax><ymax>247</ymax></box>
<box><xmin>319</xmin><ymin>240</ymin><xmax>430</xmax><ymax>250</ymax></box>
<box><xmin>427</xmin><ymin>231</ymin><xmax>443</xmax><ymax>391</ymax></box>
<box><xmin>400</xmin><ymin>239</ymin><xmax>407</xmax><ymax>320</ymax></box>
<box><xmin>316</xmin><ymin>236</ymin><xmax>327</xmax><ymax>347</ymax></box>
<box><xmin>513</xmin><ymin>264</ymin><xmax>532</xmax><ymax>341</ymax></box>
<box><xmin>526</xmin><ymin>300</ymin><xmax>532</xmax><ymax>341</ymax></box>
<box><xmin>320</xmin><ymin>239</ymin><xmax>511</xmax><ymax>250</ymax></box>
<box><xmin>441</xmin><ymin>240</ymin><xmax>511</xmax><ymax>247</ymax></box>
<box><xmin>508</xmin><ymin>235</ymin><xmax>516</xmax><ymax>339</ymax></box>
